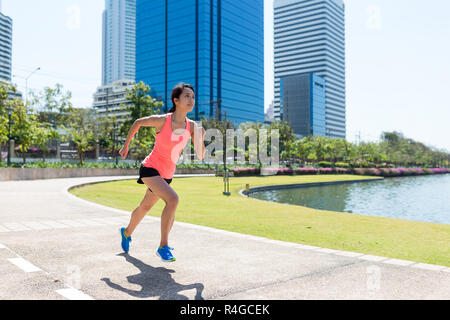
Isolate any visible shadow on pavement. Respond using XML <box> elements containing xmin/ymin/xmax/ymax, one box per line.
<box><xmin>101</xmin><ymin>253</ymin><xmax>204</xmax><ymax>300</ymax></box>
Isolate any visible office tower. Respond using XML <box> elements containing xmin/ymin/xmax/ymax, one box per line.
<box><xmin>273</xmin><ymin>0</ymin><xmax>346</xmax><ymax>139</ymax></box>
<box><xmin>0</xmin><ymin>7</ymin><xmax>12</xmax><ymax>82</ymax></box>
<box><xmin>92</xmin><ymin>79</ymin><xmax>135</xmax><ymax>124</ymax></box>
<box><xmin>281</xmin><ymin>73</ymin><xmax>326</xmax><ymax>138</ymax></box>
<box><xmin>102</xmin><ymin>0</ymin><xmax>136</xmax><ymax>85</ymax></box>
<box><xmin>265</xmin><ymin>100</ymin><xmax>275</xmax><ymax>123</ymax></box>
<box><xmin>136</xmin><ymin>0</ymin><xmax>264</xmax><ymax>124</ymax></box>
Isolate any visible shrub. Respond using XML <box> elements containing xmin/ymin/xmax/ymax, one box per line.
<box><xmin>232</xmin><ymin>167</ymin><xmax>260</xmax><ymax>176</ymax></box>
<box><xmin>353</xmin><ymin>168</ymin><xmax>367</xmax><ymax>175</ymax></box>
<box><xmin>319</xmin><ymin>167</ymin><xmax>335</xmax><ymax>174</ymax></box>
<box><xmin>277</xmin><ymin>167</ymin><xmax>294</xmax><ymax>175</ymax></box>
<box><xmin>335</xmin><ymin>167</ymin><xmax>351</xmax><ymax>174</ymax></box>
<box><xmin>367</xmin><ymin>168</ymin><xmax>382</xmax><ymax>176</ymax></box>
<box><xmin>334</xmin><ymin>162</ymin><xmax>350</xmax><ymax>168</ymax></box>
<box><xmin>379</xmin><ymin>168</ymin><xmax>392</xmax><ymax>176</ymax></box>
<box><xmin>294</xmin><ymin>167</ymin><xmax>318</xmax><ymax>175</ymax></box>
<box><xmin>318</xmin><ymin>161</ymin><xmax>332</xmax><ymax>168</ymax></box>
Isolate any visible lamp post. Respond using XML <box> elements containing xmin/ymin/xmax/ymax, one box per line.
<box><xmin>199</xmin><ymin>100</ymin><xmax>231</xmax><ymax>195</ymax></box>
<box><xmin>25</xmin><ymin>67</ymin><xmax>40</xmax><ymax>105</ymax></box>
<box><xmin>113</xmin><ymin>117</ymin><xmax>118</xmax><ymax>165</ymax></box>
<box><xmin>223</xmin><ymin>168</ymin><xmax>230</xmax><ymax>196</ymax></box>
<box><xmin>7</xmin><ymin>106</ymin><xmax>12</xmax><ymax>167</ymax></box>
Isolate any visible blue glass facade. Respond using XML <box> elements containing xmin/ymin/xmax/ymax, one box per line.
<box><xmin>282</xmin><ymin>73</ymin><xmax>325</xmax><ymax>138</ymax></box>
<box><xmin>310</xmin><ymin>74</ymin><xmax>326</xmax><ymax>136</ymax></box>
<box><xmin>136</xmin><ymin>0</ymin><xmax>264</xmax><ymax>124</ymax></box>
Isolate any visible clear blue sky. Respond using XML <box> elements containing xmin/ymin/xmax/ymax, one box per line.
<box><xmin>3</xmin><ymin>0</ymin><xmax>450</xmax><ymax>152</ymax></box>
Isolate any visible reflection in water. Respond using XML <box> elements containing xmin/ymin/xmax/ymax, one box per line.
<box><xmin>250</xmin><ymin>174</ymin><xmax>450</xmax><ymax>224</ymax></box>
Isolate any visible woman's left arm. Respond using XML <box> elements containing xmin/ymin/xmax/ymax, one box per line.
<box><xmin>192</xmin><ymin>121</ymin><xmax>206</xmax><ymax>161</ymax></box>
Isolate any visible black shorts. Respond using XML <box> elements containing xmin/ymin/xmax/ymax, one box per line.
<box><xmin>137</xmin><ymin>165</ymin><xmax>173</xmax><ymax>192</ymax></box>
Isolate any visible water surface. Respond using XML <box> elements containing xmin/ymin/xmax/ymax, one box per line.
<box><xmin>250</xmin><ymin>174</ymin><xmax>450</xmax><ymax>224</ymax></box>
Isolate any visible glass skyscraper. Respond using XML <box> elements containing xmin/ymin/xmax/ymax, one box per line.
<box><xmin>281</xmin><ymin>73</ymin><xmax>326</xmax><ymax>138</ymax></box>
<box><xmin>136</xmin><ymin>0</ymin><xmax>264</xmax><ymax>124</ymax></box>
<box><xmin>0</xmin><ymin>6</ymin><xmax>12</xmax><ymax>82</ymax></box>
<box><xmin>273</xmin><ymin>0</ymin><xmax>346</xmax><ymax>139</ymax></box>
<box><xmin>102</xmin><ymin>0</ymin><xmax>136</xmax><ymax>85</ymax></box>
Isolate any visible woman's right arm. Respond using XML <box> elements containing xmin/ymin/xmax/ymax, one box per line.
<box><xmin>119</xmin><ymin>116</ymin><xmax>160</xmax><ymax>158</ymax></box>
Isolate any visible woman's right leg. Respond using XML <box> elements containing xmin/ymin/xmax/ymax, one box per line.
<box><xmin>124</xmin><ymin>188</ymin><xmax>160</xmax><ymax>238</ymax></box>
<box><xmin>141</xmin><ymin>176</ymin><xmax>179</xmax><ymax>248</ymax></box>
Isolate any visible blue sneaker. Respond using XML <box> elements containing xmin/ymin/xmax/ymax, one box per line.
<box><xmin>120</xmin><ymin>227</ymin><xmax>132</xmax><ymax>253</ymax></box>
<box><xmin>156</xmin><ymin>245</ymin><xmax>176</xmax><ymax>262</ymax></box>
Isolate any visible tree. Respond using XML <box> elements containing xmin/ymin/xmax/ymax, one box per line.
<box><xmin>9</xmin><ymin>99</ymin><xmax>36</xmax><ymax>163</ymax></box>
<box><xmin>269</xmin><ymin>120</ymin><xmax>295</xmax><ymax>158</ymax></box>
<box><xmin>0</xmin><ymin>81</ymin><xmax>18</xmax><ymax>163</ymax></box>
<box><xmin>31</xmin><ymin>83</ymin><xmax>74</xmax><ymax>130</ymax></box>
<box><xmin>119</xmin><ymin>81</ymin><xmax>163</xmax><ymax>161</ymax></box>
<box><xmin>65</xmin><ymin>108</ymin><xmax>96</xmax><ymax>165</ymax></box>
<box><xmin>32</xmin><ymin>122</ymin><xmax>58</xmax><ymax>162</ymax></box>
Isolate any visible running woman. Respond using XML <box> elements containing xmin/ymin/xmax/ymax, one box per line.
<box><xmin>118</xmin><ymin>83</ymin><xmax>206</xmax><ymax>262</ymax></box>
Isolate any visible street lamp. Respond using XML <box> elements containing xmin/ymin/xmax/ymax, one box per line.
<box><xmin>7</xmin><ymin>105</ymin><xmax>12</xmax><ymax>167</ymax></box>
<box><xmin>25</xmin><ymin>67</ymin><xmax>40</xmax><ymax>105</ymax></box>
<box><xmin>113</xmin><ymin>118</ymin><xmax>118</xmax><ymax>165</ymax></box>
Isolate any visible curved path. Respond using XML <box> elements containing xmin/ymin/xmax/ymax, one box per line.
<box><xmin>0</xmin><ymin>175</ymin><xmax>449</xmax><ymax>300</ymax></box>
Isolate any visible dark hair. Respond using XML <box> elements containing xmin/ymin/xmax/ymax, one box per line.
<box><xmin>168</xmin><ymin>82</ymin><xmax>195</xmax><ymax>113</ymax></box>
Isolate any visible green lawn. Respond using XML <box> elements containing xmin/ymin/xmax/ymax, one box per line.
<box><xmin>70</xmin><ymin>174</ymin><xmax>450</xmax><ymax>267</ymax></box>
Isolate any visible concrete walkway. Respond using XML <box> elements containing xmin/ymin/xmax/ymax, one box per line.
<box><xmin>0</xmin><ymin>175</ymin><xmax>449</xmax><ymax>300</ymax></box>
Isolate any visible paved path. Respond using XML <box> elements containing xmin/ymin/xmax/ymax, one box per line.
<box><xmin>0</xmin><ymin>175</ymin><xmax>449</xmax><ymax>300</ymax></box>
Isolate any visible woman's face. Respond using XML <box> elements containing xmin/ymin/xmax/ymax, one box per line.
<box><xmin>176</xmin><ymin>88</ymin><xmax>195</xmax><ymax>110</ymax></box>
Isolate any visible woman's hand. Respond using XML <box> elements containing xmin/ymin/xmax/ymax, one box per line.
<box><xmin>119</xmin><ymin>145</ymin><xmax>129</xmax><ymax>159</ymax></box>
<box><xmin>194</xmin><ymin>122</ymin><xmax>206</xmax><ymax>140</ymax></box>
<box><xmin>193</xmin><ymin>123</ymin><xmax>206</xmax><ymax>161</ymax></box>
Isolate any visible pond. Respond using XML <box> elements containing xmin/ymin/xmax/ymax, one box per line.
<box><xmin>249</xmin><ymin>174</ymin><xmax>450</xmax><ymax>224</ymax></box>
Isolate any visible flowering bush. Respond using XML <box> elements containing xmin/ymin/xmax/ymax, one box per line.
<box><xmin>335</xmin><ymin>167</ymin><xmax>351</xmax><ymax>174</ymax></box>
<box><xmin>294</xmin><ymin>167</ymin><xmax>318</xmax><ymax>175</ymax></box>
<box><xmin>353</xmin><ymin>168</ymin><xmax>367</xmax><ymax>175</ymax></box>
<box><xmin>380</xmin><ymin>168</ymin><xmax>392</xmax><ymax>176</ymax></box>
<box><xmin>367</xmin><ymin>168</ymin><xmax>382</xmax><ymax>176</ymax></box>
<box><xmin>353</xmin><ymin>167</ymin><xmax>448</xmax><ymax>177</ymax></box>
<box><xmin>319</xmin><ymin>167</ymin><xmax>335</xmax><ymax>174</ymax></box>
<box><xmin>426</xmin><ymin>168</ymin><xmax>449</xmax><ymax>174</ymax></box>
<box><xmin>230</xmin><ymin>166</ymin><xmax>449</xmax><ymax>177</ymax></box>
<box><xmin>277</xmin><ymin>167</ymin><xmax>294</xmax><ymax>175</ymax></box>
<box><xmin>232</xmin><ymin>167</ymin><xmax>260</xmax><ymax>176</ymax></box>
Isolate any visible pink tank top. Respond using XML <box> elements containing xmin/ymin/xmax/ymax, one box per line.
<box><xmin>142</xmin><ymin>113</ymin><xmax>191</xmax><ymax>179</ymax></box>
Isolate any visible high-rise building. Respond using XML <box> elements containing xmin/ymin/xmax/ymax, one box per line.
<box><xmin>0</xmin><ymin>6</ymin><xmax>12</xmax><ymax>82</ymax></box>
<box><xmin>102</xmin><ymin>0</ymin><xmax>136</xmax><ymax>86</ymax></box>
<box><xmin>273</xmin><ymin>0</ymin><xmax>346</xmax><ymax>139</ymax></box>
<box><xmin>265</xmin><ymin>100</ymin><xmax>275</xmax><ymax>123</ymax></box>
<box><xmin>281</xmin><ymin>73</ymin><xmax>326</xmax><ymax>138</ymax></box>
<box><xmin>136</xmin><ymin>0</ymin><xmax>264</xmax><ymax>124</ymax></box>
<box><xmin>92</xmin><ymin>79</ymin><xmax>136</xmax><ymax>124</ymax></box>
